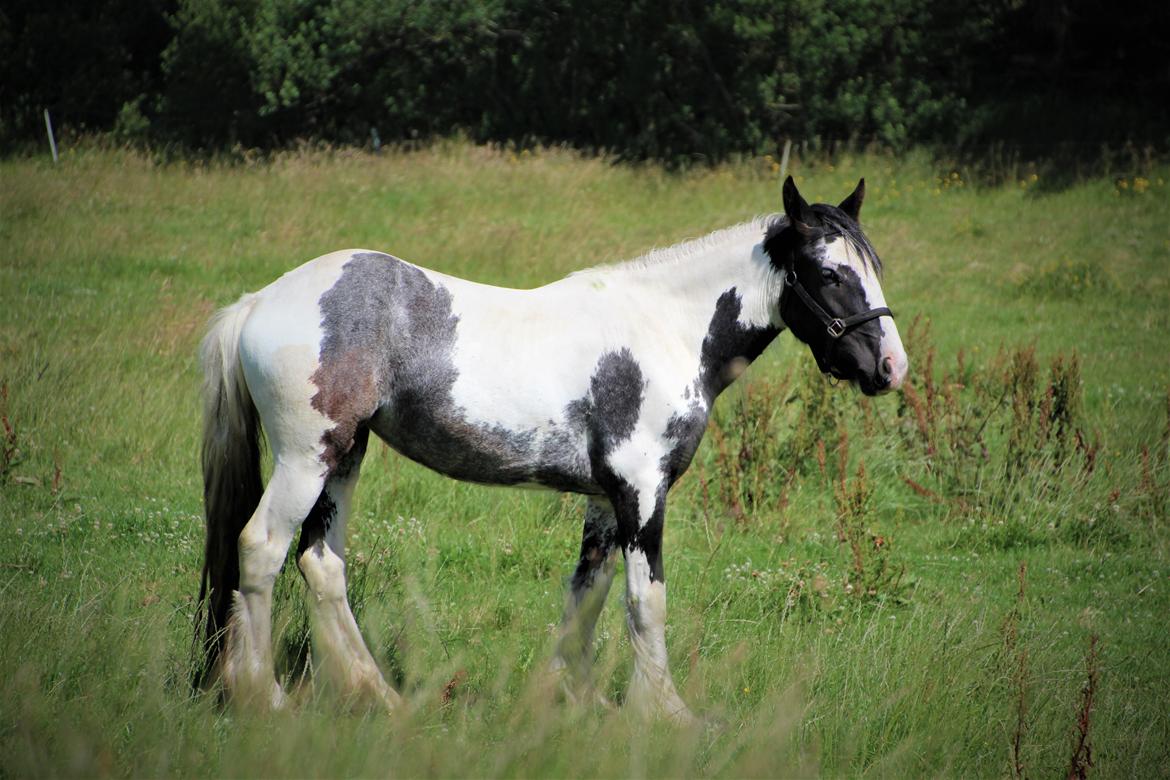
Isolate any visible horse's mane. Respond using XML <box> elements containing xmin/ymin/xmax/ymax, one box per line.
<box><xmin>577</xmin><ymin>204</ymin><xmax>881</xmax><ymax>280</ymax></box>
<box><xmin>571</xmin><ymin>217</ymin><xmax>773</xmax><ymax>277</ymax></box>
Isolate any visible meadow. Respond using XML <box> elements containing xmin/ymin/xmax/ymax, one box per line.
<box><xmin>1</xmin><ymin>141</ymin><xmax>1168</xmax><ymax>777</ymax></box>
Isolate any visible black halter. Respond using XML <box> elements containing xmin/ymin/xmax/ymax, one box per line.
<box><xmin>783</xmin><ymin>268</ymin><xmax>893</xmax><ymax>339</ymax></box>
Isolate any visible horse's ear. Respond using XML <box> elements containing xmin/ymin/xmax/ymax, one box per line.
<box><xmin>838</xmin><ymin>178</ymin><xmax>866</xmax><ymax>222</ymax></box>
<box><xmin>782</xmin><ymin>176</ymin><xmax>817</xmax><ymax>236</ymax></box>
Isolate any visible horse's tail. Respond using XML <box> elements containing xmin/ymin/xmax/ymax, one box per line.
<box><xmin>193</xmin><ymin>293</ymin><xmax>263</xmax><ymax>692</ymax></box>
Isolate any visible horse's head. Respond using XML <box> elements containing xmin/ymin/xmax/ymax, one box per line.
<box><xmin>764</xmin><ymin>177</ymin><xmax>908</xmax><ymax>396</ymax></box>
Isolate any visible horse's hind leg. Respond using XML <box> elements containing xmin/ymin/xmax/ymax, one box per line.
<box><xmin>550</xmin><ymin>497</ymin><xmax>619</xmax><ymax>705</ymax></box>
<box><xmin>296</xmin><ymin>427</ymin><xmax>400</xmax><ymax>711</ymax></box>
<box><xmin>224</xmin><ymin>455</ymin><xmax>325</xmax><ymax>709</ymax></box>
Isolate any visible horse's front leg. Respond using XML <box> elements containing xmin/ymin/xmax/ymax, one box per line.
<box><xmin>551</xmin><ymin>497</ymin><xmax>619</xmax><ymax>706</ymax></box>
<box><xmin>609</xmin><ymin>474</ymin><xmax>695</xmax><ymax>724</ymax></box>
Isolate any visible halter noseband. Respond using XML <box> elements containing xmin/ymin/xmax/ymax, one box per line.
<box><xmin>783</xmin><ymin>268</ymin><xmax>893</xmax><ymax>339</ymax></box>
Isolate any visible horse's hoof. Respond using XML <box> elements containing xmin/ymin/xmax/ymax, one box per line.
<box><xmin>698</xmin><ymin>711</ymin><xmax>729</xmax><ymax>733</ymax></box>
<box><xmin>548</xmin><ymin>664</ymin><xmax>613</xmax><ymax>712</ymax></box>
<box><xmin>663</xmin><ymin>703</ymin><xmax>701</xmax><ymax>728</ymax></box>
<box><xmin>565</xmin><ymin>683</ymin><xmax>615</xmax><ymax>712</ymax></box>
<box><xmin>373</xmin><ymin>681</ymin><xmax>403</xmax><ymax>714</ymax></box>
<box><xmin>334</xmin><ymin>670</ymin><xmax>402</xmax><ymax>715</ymax></box>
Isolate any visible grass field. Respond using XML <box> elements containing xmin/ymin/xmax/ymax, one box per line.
<box><xmin>1</xmin><ymin>141</ymin><xmax>1168</xmax><ymax>777</ymax></box>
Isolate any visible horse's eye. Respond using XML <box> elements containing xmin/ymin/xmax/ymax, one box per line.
<box><xmin>821</xmin><ymin>268</ymin><xmax>841</xmax><ymax>284</ymax></box>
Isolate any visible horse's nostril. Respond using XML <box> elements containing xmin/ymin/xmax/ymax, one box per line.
<box><xmin>880</xmin><ymin>356</ymin><xmax>894</xmax><ymax>378</ymax></box>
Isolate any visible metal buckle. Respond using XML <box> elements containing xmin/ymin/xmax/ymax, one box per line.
<box><xmin>827</xmin><ymin>318</ymin><xmax>846</xmax><ymax>338</ymax></box>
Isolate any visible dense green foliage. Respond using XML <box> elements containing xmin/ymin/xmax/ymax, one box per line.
<box><xmin>3</xmin><ymin>0</ymin><xmax>1167</xmax><ymax>161</ymax></box>
<box><xmin>1</xmin><ymin>143</ymin><xmax>1168</xmax><ymax>775</ymax></box>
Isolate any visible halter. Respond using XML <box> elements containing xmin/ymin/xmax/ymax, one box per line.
<box><xmin>783</xmin><ymin>266</ymin><xmax>893</xmax><ymax>339</ymax></box>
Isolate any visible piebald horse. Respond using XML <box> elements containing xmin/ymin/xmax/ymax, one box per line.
<box><xmin>195</xmin><ymin>177</ymin><xmax>907</xmax><ymax>721</ymax></box>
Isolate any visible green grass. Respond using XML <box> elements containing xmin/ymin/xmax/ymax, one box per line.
<box><xmin>1</xmin><ymin>140</ymin><xmax>1168</xmax><ymax>777</ymax></box>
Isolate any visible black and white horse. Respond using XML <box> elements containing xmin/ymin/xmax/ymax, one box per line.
<box><xmin>195</xmin><ymin>177</ymin><xmax>907</xmax><ymax>721</ymax></box>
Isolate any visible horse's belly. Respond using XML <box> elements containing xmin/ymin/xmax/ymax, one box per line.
<box><xmin>368</xmin><ymin>400</ymin><xmax>598</xmax><ymax>494</ymax></box>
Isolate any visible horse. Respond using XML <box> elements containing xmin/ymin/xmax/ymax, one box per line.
<box><xmin>194</xmin><ymin>176</ymin><xmax>907</xmax><ymax>722</ymax></box>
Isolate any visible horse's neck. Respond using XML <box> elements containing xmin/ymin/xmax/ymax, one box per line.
<box><xmin>649</xmin><ymin>239</ymin><xmax>776</xmax><ymax>318</ymax></box>
<box><xmin>594</xmin><ymin>225</ymin><xmax>783</xmax><ymax>396</ymax></box>
<box><xmin>600</xmin><ymin>223</ymin><xmax>778</xmax><ymax>308</ymax></box>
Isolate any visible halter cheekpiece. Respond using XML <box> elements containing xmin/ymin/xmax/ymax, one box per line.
<box><xmin>783</xmin><ymin>264</ymin><xmax>893</xmax><ymax>339</ymax></box>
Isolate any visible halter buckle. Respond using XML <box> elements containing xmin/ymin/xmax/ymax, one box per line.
<box><xmin>827</xmin><ymin>318</ymin><xmax>847</xmax><ymax>338</ymax></box>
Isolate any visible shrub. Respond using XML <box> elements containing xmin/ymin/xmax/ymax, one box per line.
<box><xmin>9</xmin><ymin>0</ymin><xmax>1168</xmax><ymax>163</ymax></box>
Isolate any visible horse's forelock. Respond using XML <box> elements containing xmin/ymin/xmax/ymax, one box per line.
<box><xmin>763</xmin><ymin>205</ymin><xmax>882</xmax><ymax>277</ymax></box>
<box><xmin>812</xmin><ymin>204</ymin><xmax>882</xmax><ymax>276</ymax></box>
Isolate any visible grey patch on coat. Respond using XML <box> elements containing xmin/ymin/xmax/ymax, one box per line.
<box><xmin>587</xmin><ymin>348</ymin><xmax>646</xmax><ymax>453</ymax></box>
<box><xmin>312</xmin><ymin>252</ymin><xmax>598</xmax><ymax>491</ymax></box>
<box><xmin>534</xmin><ymin>397</ymin><xmax>594</xmax><ymax>493</ymax></box>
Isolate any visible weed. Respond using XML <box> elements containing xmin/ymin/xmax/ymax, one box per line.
<box><xmin>700</xmin><ymin>356</ymin><xmax>861</xmax><ymax>531</ymax></box>
<box><xmin>829</xmin><ymin>430</ymin><xmax>905</xmax><ymax>601</ymax></box>
<box><xmin>1066</xmin><ymin>635</ymin><xmax>1099</xmax><ymax>780</ymax></box>
<box><xmin>891</xmin><ymin>319</ymin><xmax>1111</xmax><ymax>548</ymax></box>
<box><xmin>705</xmin><ymin>374</ymin><xmax>798</xmax><ymax>526</ymax></box>
<box><xmin>1134</xmin><ymin>389</ymin><xmax>1170</xmax><ymax>528</ymax></box>
<box><xmin>1</xmin><ymin>382</ymin><xmax>22</xmax><ymax>479</ymax></box>
<box><xmin>1002</xmin><ymin>561</ymin><xmax>1030</xmax><ymax>780</ymax></box>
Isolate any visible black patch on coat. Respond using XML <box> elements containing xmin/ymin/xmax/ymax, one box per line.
<box><xmin>638</xmin><ymin>494</ymin><xmax>667</xmax><ymax>583</ymax></box>
<box><xmin>624</xmin><ymin>486</ymin><xmax>667</xmax><ymax>584</ymax></box>
<box><xmin>696</xmin><ymin>288</ymin><xmax>780</xmax><ymax>401</ymax></box>
<box><xmin>660</xmin><ymin>403</ymin><xmax>708</xmax><ymax>485</ymax></box>
<box><xmin>570</xmin><ymin>500</ymin><xmax>618</xmax><ymax>592</ymax></box>
<box><xmin>598</xmin><ymin>476</ymin><xmax>666</xmax><ymax>583</ymax></box>
<box><xmin>598</xmin><ymin>286</ymin><xmax>785</xmax><ymax>584</ymax></box>
<box><xmin>313</xmin><ymin>253</ymin><xmax>597</xmax><ymax>491</ymax></box>
<box><xmin>297</xmin><ymin>491</ymin><xmax>337</xmax><ymax>559</ymax></box>
<box><xmin>296</xmin><ymin>426</ymin><xmax>368</xmax><ymax>558</ymax></box>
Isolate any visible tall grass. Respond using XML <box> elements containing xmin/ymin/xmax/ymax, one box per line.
<box><xmin>1</xmin><ymin>141</ymin><xmax>1168</xmax><ymax>776</ymax></box>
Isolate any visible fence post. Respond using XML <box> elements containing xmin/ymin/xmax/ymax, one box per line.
<box><xmin>44</xmin><ymin>109</ymin><xmax>58</xmax><ymax>163</ymax></box>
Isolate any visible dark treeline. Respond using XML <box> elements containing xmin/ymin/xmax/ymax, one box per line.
<box><xmin>2</xmin><ymin>0</ymin><xmax>1167</xmax><ymax>162</ymax></box>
